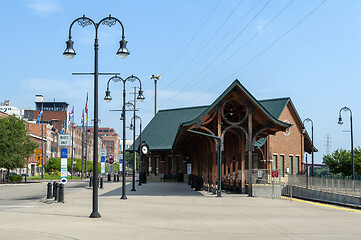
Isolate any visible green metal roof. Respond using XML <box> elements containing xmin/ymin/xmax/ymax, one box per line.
<box><xmin>259</xmin><ymin>97</ymin><xmax>290</xmax><ymax>119</ymax></box>
<box><xmin>131</xmin><ymin>106</ymin><xmax>208</xmax><ymax>151</ymax></box>
<box><xmin>182</xmin><ymin>80</ymin><xmax>290</xmax><ymax>129</ymax></box>
<box><xmin>130</xmin><ymin>80</ymin><xmax>315</xmax><ymax>152</ymax></box>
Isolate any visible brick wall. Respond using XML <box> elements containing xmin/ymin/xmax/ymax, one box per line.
<box><xmin>269</xmin><ymin>102</ymin><xmax>303</xmax><ymax>175</ymax></box>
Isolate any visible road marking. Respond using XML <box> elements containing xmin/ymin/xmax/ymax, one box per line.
<box><xmin>281</xmin><ymin>196</ymin><xmax>361</xmax><ymax>213</ymax></box>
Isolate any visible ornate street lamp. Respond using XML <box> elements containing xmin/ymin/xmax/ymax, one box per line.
<box><xmin>105</xmin><ymin>75</ymin><xmax>144</xmax><ymax>198</ymax></box>
<box><xmin>302</xmin><ymin>118</ymin><xmax>314</xmax><ymax>177</ymax></box>
<box><xmin>338</xmin><ymin>106</ymin><xmax>354</xmax><ymax>181</ymax></box>
<box><xmin>64</xmin><ymin>14</ymin><xmax>129</xmax><ymax>219</ymax></box>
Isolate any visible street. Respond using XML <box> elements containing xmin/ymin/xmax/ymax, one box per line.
<box><xmin>0</xmin><ymin>181</ymin><xmax>361</xmax><ymax>239</ymax></box>
<box><xmin>0</xmin><ymin>181</ymin><xmax>88</xmax><ymax>211</ymax></box>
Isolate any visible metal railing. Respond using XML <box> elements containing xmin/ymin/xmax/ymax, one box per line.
<box><xmin>288</xmin><ymin>175</ymin><xmax>361</xmax><ymax>198</ymax></box>
<box><xmin>251</xmin><ymin>169</ymin><xmax>285</xmax><ymax>198</ymax></box>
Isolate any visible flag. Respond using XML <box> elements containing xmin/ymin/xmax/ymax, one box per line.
<box><xmin>85</xmin><ymin>93</ymin><xmax>88</xmax><ymax>132</ymax></box>
<box><xmin>81</xmin><ymin>109</ymin><xmax>84</xmax><ymax>133</ymax></box>
<box><xmin>37</xmin><ymin>105</ymin><xmax>43</xmax><ymax>125</ymax></box>
<box><xmin>67</xmin><ymin>106</ymin><xmax>74</xmax><ymax>130</ymax></box>
<box><xmin>61</xmin><ymin>118</ymin><xmax>66</xmax><ymax>134</ymax></box>
<box><xmin>85</xmin><ymin>94</ymin><xmax>88</xmax><ymax>114</ymax></box>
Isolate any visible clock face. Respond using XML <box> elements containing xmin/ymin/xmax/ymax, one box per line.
<box><xmin>141</xmin><ymin>145</ymin><xmax>148</xmax><ymax>155</ymax></box>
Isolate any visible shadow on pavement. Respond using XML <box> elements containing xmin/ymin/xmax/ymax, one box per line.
<box><xmin>101</xmin><ymin>182</ymin><xmax>204</xmax><ymax>197</ymax></box>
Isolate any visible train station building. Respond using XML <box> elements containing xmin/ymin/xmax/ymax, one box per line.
<box><xmin>134</xmin><ymin>80</ymin><xmax>315</xmax><ymax>193</ymax></box>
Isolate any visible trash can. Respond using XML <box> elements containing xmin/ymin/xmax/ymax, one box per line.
<box><xmin>141</xmin><ymin>172</ymin><xmax>147</xmax><ymax>183</ymax></box>
<box><xmin>177</xmin><ymin>173</ymin><xmax>183</xmax><ymax>182</ymax></box>
<box><xmin>191</xmin><ymin>175</ymin><xmax>196</xmax><ymax>188</ymax></box>
<box><xmin>195</xmin><ymin>176</ymin><xmax>203</xmax><ymax>191</ymax></box>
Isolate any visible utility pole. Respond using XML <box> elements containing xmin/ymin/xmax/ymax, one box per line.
<box><xmin>151</xmin><ymin>75</ymin><xmax>161</xmax><ymax>116</ymax></box>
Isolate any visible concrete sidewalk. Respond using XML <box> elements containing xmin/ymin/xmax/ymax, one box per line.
<box><xmin>0</xmin><ymin>180</ymin><xmax>361</xmax><ymax>239</ymax></box>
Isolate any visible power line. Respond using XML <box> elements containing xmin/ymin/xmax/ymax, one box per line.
<box><xmin>226</xmin><ymin>0</ymin><xmax>328</xmax><ymax>79</ymax></box>
<box><xmin>161</xmin><ymin>0</ymin><xmax>222</xmax><ymax>76</ymax></box>
<box><xmin>189</xmin><ymin>0</ymin><xmax>296</xmax><ymax>89</ymax></box>
<box><xmin>162</xmin><ymin>0</ymin><xmax>245</xmax><ymax>90</ymax></box>
<box><xmin>158</xmin><ymin>0</ymin><xmax>271</xmax><ymax>107</ymax></box>
<box><xmin>185</xmin><ymin>0</ymin><xmax>328</xmax><ymax>105</ymax></box>
<box><xmin>148</xmin><ymin>1</ymin><xmax>199</xmax><ymax>73</ymax></box>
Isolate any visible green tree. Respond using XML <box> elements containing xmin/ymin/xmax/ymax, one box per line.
<box><xmin>126</xmin><ymin>151</ymin><xmax>140</xmax><ymax>170</ymax></box>
<box><xmin>45</xmin><ymin>158</ymin><xmax>61</xmax><ymax>173</ymax></box>
<box><xmin>323</xmin><ymin>149</ymin><xmax>352</xmax><ymax>177</ymax></box>
<box><xmin>0</xmin><ymin>116</ymin><xmax>37</xmax><ymax>181</ymax></box>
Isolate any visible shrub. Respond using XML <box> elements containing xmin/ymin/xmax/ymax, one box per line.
<box><xmin>9</xmin><ymin>174</ymin><xmax>23</xmax><ymax>182</ymax></box>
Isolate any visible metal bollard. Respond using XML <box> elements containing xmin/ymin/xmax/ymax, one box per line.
<box><xmin>54</xmin><ymin>182</ymin><xmax>59</xmax><ymax>201</ymax></box>
<box><xmin>58</xmin><ymin>183</ymin><xmax>64</xmax><ymax>203</ymax></box>
<box><xmin>47</xmin><ymin>182</ymin><xmax>52</xmax><ymax>199</ymax></box>
<box><xmin>108</xmin><ymin>174</ymin><xmax>111</xmax><ymax>182</ymax></box>
<box><xmin>53</xmin><ymin>182</ymin><xmax>57</xmax><ymax>198</ymax></box>
<box><xmin>100</xmin><ymin>177</ymin><xmax>103</xmax><ymax>189</ymax></box>
<box><xmin>114</xmin><ymin>174</ymin><xmax>116</xmax><ymax>182</ymax></box>
<box><xmin>89</xmin><ymin>176</ymin><xmax>92</xmax><ymax>187</ymax></box>
<box><xmin>116</xmin><ymin>174</ymin><xmax>120</xmax><ymax>182</ymax></box>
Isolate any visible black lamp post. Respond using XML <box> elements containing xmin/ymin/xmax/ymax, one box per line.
<box><xmin>105</xmin><ymin>75</ymin><xmax>144</xmax><ymax>199</ymax></box>
<box><xmin>64</xmin><ymin>14</ymin><xmax>129</xmax><ymax>219</ymax></box>
<box><xmin>150</xmin><ymin>75</ymin><xmax>161</xmax><ymax>116</ymax></box>
<box><xmin>302</xmin><ymin>118</ymin><xmax>314</xmax><ymax>177</ymax></box>
<box><xmin>338</xmin><ymin>106</ymin><xmax>354</xmax><ymax>181</ymax></box>
<box><xmin>130</xmin><ymin>115</ymin><xmax>142</xmax><ymax>186</ymax></box>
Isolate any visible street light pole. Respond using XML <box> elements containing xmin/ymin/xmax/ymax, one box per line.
<box><xmin>131</xmin><ymin>88</ymin><xmax>137</xmax><ymax>191</ymax></box>
<box><xmin>150</xmin><ymin>75</ymin><xmax>161</xmax><ymax>116</ymax></box>
<box><xmin>64</xmin><ymin>14</ymin><xmax>129</xmax><ymax>218</ymax></box>
<box><xmin>302</xmin><ymin>118</ymin><xmax>314</xmax><ymax>177</ymax></box>
<box><xmin>130</xmin><ymin>115</ymin><xmax>142</xmax><ymax>186</ymax></box>
<box><xmin>104</xmin><ymin>75</ymin><xmax>145</xmax><ymax>199</ymax></box>
<box><xmin>338</xmin><ymin>106</ymin><xmax>354</xmax><ymax>181</ymax></box>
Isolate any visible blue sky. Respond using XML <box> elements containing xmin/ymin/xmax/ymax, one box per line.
<box><xmin>1</xmin><ymin>0</ymin><xmax>360</xmax><ymax>163</ymax></box>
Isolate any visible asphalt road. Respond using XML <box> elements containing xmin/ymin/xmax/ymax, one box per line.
<box><xmin>0</xmin><ymin>181</ymin><xmax>88</xmax><ymax>211</ymax></box>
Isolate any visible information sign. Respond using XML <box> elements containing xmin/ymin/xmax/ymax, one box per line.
<box><xmin>61</xmin><ymin>148</ymin><xmax>68</xmax><ymax>178</ymax></box>
<box><xmin>101</xmin><ymin>156</ymin><xmax>105</xmax><ymax>174</ymax></box>
<box><xmin>100</xmin><ymin>149</ymin><xmax>107</xmax><ymax>157</ymax></box>
<box><xmin>58</xmin><ymin>134</ymin><xmax>71</xmax><ymax>147</ymax></box>
<box><xmin>61</xmin><ymin>178</ymin><xmax>68</xmax><ymax>184</ymax></box>
<box><xmin>271</xmin><ymin>170</ymin><xmax>279</xmax><ymax>178</ymax></box>
<box><xmin>187</xmin><ymin>163</ymin><xmax>192</xmax><ymax>175</ymax></box>
<box><xmin>35</xmin><ymin>149</ymin><xmax>42</xmax><ymax>155</ymax></box>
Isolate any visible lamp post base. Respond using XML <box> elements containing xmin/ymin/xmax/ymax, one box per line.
<box><xmin>89</xmin><ymin>211</ymin><xmax>101</xmax><ymax>218</ymax></box>
<box><xmin>121</xmin><ymin>196</ymin><xmax>127</xmax><ymax>200</ymax></box>
<box><xmin>138</xmin><ymin>183</ymin><xmax>142</xmax><ymax>186</ymax></box>
<box><xmin>131</xmin><ymin>188</ymin><xmax>136</xmax><ymax>191</ymax></box>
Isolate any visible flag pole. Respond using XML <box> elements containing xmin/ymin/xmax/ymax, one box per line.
<box><xmin>81</xmin><ymin>109</ymin><xmax>84</xmax><ymax>179</ymax></box>
<box><xmin>71</xmin><ymin>106</ymin><xmax>74</xmax><ymax>180</ymax></box>
<box><xmin>85</xmin><ymin>93</ymin><xmax>89</xmax><ymax>178</ymax></box>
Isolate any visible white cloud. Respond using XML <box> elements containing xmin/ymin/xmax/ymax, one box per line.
<box><xmin>27</xmin><ymin>0</ymin><xmax>61</xmax><ymax>17</ymax></box>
